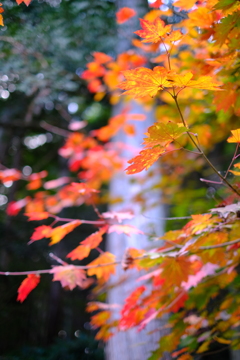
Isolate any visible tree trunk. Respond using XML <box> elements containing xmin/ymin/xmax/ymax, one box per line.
<box><xmin>106</xmin><ymin>1</ymin><xmax>167</xmax><ymax>359</ymax></box>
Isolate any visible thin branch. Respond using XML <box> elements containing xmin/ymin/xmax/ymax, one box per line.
<box><xmin>224</xmin><ymin>143</ymin><xmax>239</xmax><ymax>179</ymax></box>
<box><xmin>200</xmin><ymin>178</ymin><xmax>223</xmax><ymax>185</ymax></box>
<box><xmin>172</xmin><ymin>94</ymin><xmax>240</xmax><ymax>197</ymax></box>
<box><xmin>49</xmin><ymin>253</ymin><xmax>68</xmax><ymax>265</ymax></box>
<box><xmin>199</xmin><ymin>238</ymin><xmax>240</xmax><ymax>250</ymax></box>
<box><xmin>1</xmin><ymin>237</ymin><xmax>239</xmax><ymax>276</ymax></box>
<box><xmin>40</xmin><ymin>121</ymin><xmax>71</xmax><ymax>137</ymax></box>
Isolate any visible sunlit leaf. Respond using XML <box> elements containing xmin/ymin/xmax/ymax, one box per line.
<box><xmin>227</xmin><ymin>129</ymin><xmax>240</xmax><ymax>143</ymax></box>
<box><xmin>135</xmin><ymin>18</ymin><xmax>172</xmax><ymax>43</ymax></box>
<box><xmin>144</xmin><ymin>121</ymin><xmax>188</xmax><ymax>148</ymax></box>
<box><xmin>87</xmin><ymin>252</ymin><xmax>116</xmax><ymax>281</ymax></box>
<box><xmin>50</xmin><ymin>220</ymin><xmax>82</xmax><ymax>245</ymax></box>
<box><xmin>119</xmin><ymin>66</ymin><xmax>171</xmax><ymax>98</ymax></box>
<box><xmin>126</xmin><ymin>146</ymin><xmax>166</xmax><ymax>174</ymax></box>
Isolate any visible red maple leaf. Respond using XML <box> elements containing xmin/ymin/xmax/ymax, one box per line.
<box><xmin>17</xmin><ymin>274</ymin><xmax>40</xmax><ymax>302</ymax></box>
<box><xmin>116</xmin><ymin>7</ymin><xmax>137</xmax><ymax>24</ymax></box>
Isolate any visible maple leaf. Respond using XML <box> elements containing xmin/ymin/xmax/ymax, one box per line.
<box><xmin>119</xmin><ymin>286</ymin><xmax>146</xmax><ymax>330</ymax></box>
<box><xmin>166</xmin><ymin>30</ymin><xmax>183</xmax><ymax>43</ymax></box>
<box><xmin>68</xmin><ymin>182</ymin><xmax>99</xmax><ymax>195</ymax></box>
<box><xmin>116</xmin><ymin>7</ymin><xmax>136</xmax><ymax>24</ymax></box>
<box><xmin>87</xmin><ymin>252</ymin><xmax>116</xmax><ymax>281</ymax></box>
<box><xmin>51</xmin><ymin>265</ymin><xmax>91</xmax><ymax>290</ymax></box>
<box><xmin>93</xmin><ymin>52</ymin><xmax>113</xmax><ymax>64</ymax></box>
<box><xmin>108</xmin><ymin>224</ymin><xmax>144</xmax><ymax>236</ymax></box>
<box><xmin>167</xmin><ymin>72</ymin><xmax>222</xmax><ymax>91</ymax></box>
<box><xmin>149</xmin><ymin>0</ymin><xmax>163</xmax><ymax>8</ymax></box>
<box><xmin>16</xmin><ymin>0</ymin><xmax>32</xmax><ymax>6</ymax></box>
<box><xmin>214</xmin><ymin>86</ymin><xmax>237</xmax><ymax>112</ymax></box>
<box><xmin>30</xmin><ymin>225</ymin><xmax>52</xmax><ymax>242</ymax></box>
<box><xmin>0</xmin><ymin>168</ymin><xmax>21</xmax><ymax>183</ymax></box>
<box><xmin>17</xmin><ymin>274</ymin><xmax>40</xmax><ymax>302</ymax></box>
<box><xmin>182</xmin><ymin>263</ymin><xmax>218</xmax><ymax>290</ymax></box>
<box><xmin>144</xmin><ymin>121</ymin><xmax>188</xmax><ymax>148</ymax></box>
<box><xmin>121</xmin><ymin>247</ymin><xmax>145</xmax><ymax>271</ymax></box>
<box><xmin>119</xmin><ymin>66</ymin><xmax>171</xmax><ymax>98</ymax></box>
<box><xmin>135</xmin><ymin>18</ymin><xmax>172</xmax><ymax>43</ymax></box>
<box><xmin>174</xmin><ymin>0</ymin><xmax>197</xmax><ymax>10</ymax></box>
<box><xmin>49</xmin><ymin>220</ymin><xmax>82</xmax><ymax>245</ymax></box>
<box><xmin>0</xmin><ymin>4</ymin><xmax>4</xmax><ymax>27</ymax></box>
<box><xmin>67</xmin><ymin>244</ymin><xmax>91</xmax><ymax>261</ymax></box>
<box><xmin>161</xmin><ymin>256</ymin><xmax>194</xmax><ymax>286</ymax></box>
<box><xmin>67</xmin><ymin>227</ymin><xmax>107</xmax><ymax>261</ymax></box>
<box><xmin>183</xmin><ymin>214</ymin><xmax>214</xmax><ymax>235</ymax></box>
<box><xmin>26</xmin><ymin>171</ymin><xmax>48</xmax><ymax>190</ymax></box>
<box><xmin>227</xmin><ymin>129</ymin><xmax>240</xmax><ymax>143</ymax></box>
<box><xmin>125</xmin><ymin>146</ymin><xmax>166</xmax><ymax>174</ymax></box>
<box><xmin>25</xmin><ymin>212</ymin><xmax>49</xmax><ymax>221</ymax></box>
<box><xmin>230</xmin><ymin>163</ymin><xmax>240</xmax><ymax>176</ymax></box>
<box><xmin>6</xmin><ymin>197</ymin><xmax>29</xmax><ymax>216</ymax></box>
<box><xmin>210</xmin><ymin>202</ymin><xmax>240</xmax><ymax>217</ymax></box>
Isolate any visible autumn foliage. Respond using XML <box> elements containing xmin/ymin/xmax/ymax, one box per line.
<box><xmin>1</xmin><ymin>0</ymin><xmax>240</xmax><ymax>359</ymax></box>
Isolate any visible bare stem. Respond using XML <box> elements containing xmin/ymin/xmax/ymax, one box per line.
<box><xmin>172</xmin><ymin>95</ymin><xmax>240</xmax><ymax>197</ymax></box>
<box><xmin>224</xmin><ymin>143</ymin><xmax>239</xmax><ymax>179</ymax></box>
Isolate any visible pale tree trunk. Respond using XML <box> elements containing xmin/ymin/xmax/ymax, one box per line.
<box><xmin>106</xmin><ymin>1</ymin><xmax>167</xmax><ymax>359</ymax></box>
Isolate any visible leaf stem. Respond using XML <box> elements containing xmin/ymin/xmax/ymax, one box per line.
<box><xmin>224</xmin><ymin>143</ymin><xmax>239</xmax><ymax>179</ymax></box>
<box><xmin>172</xmin><ymin>95</ymin><xmax>240</xmax><ymax>197</ymax></box>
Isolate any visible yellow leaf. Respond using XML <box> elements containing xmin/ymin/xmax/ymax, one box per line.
<box><xmin>227</xmin><ymin>129</ymin><xmax>240</xmax><ymax>143</ymax></box>
<box><xmin>197</xmin><ymin>340</ymin><xmax>211</xmax><ymax>353</ymax></box>
<box><xmin>135</xmin><ymin>18</ymin><xmax>172</xmax><ymax>43</ymax></box>
<box><xmin>87</xmin><ymin>252</ymin><xmax>116</xmax><ymax>282</ymax></box>
<box><xmin>214</xmin><ymin>336</ymin><xmax>231</xmax><ymax>345</ymax></box>
<box><xmin>50</xmin><ymin>220</ymin><xmax>82</xmax><ymax>245</ymax></box>
<box><xmin>119</xmin><ymin>66</ymin><xmax>171</xmax><ymax>98</ymax></box>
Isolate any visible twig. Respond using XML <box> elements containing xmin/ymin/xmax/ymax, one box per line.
<box><xmin>172</xmin><ymin>94</ymin><xmax>240</xmax><ymax>197</ymax></box>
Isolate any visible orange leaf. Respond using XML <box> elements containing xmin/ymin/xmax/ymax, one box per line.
<box><xmin>93</xmin><ymin>52</ymin><xmax>113</xmax><ymax>64</ymax></box>
<box><xmin>51</xmin><ymin>265</ymin><xmax>91</xmax><ymax>290</ymax></box>
<box><xmin>25</xmin><ymin>211</ymin><xmax>49</xmax><ymax>221</ymax></box>
<box><xmin>0</xmin><ymin>14</ymin><xmax>3</xmax><ymax>27</ymax></box>
<box><xmin>126</xmin><ymin>146</ymin><xmax>166</xmax><ymax>174</ymax></box>
<box><xmin>50</xmin><ymin>220</ymin><xmax>82</xmax><ymax>245</ymax></box>
<box><xmin>17</xmin><ymin>274</ymin><xmax>40</xmax><ymax>302</ymax></box>
<box><xmin>16</xmin><ymin>0</ymin><xmax>31</xmax><ymax>5</ymax></box>
<box><xmin>81</xmin><ymin>227</ymin><xmax>107</xmax><ymax>248</ymax></box>
<box><xmin>166</xmin><ymin>29</ymin><xmax>183</xmax><ymax>42</ymax></box>
<box><xmin>67</xmin><ymin>227</ymin><xmax>107</xmax><ymax>260</ymax></box>
<box><xmin>161</xmin><ymin>256</ymin><xmax>194</xmax><ymax>287</ymax></box>
<box><xmin>30</xmin><ymin>225</ymin><xmax>52</xmax><ymax>242</ymax></box>
<box><xmin>227</xmin><ymin>129</ymin><xmax>240</xmax><ymax>143</ymax></box>
<box><xmin>68</xmin><ymin>182</ymin><xmax>99</xmax><ymax>195</ymax></box>
<box><xmin>116</xmin><ymin>7</ymin><xmax>136</xmax><ymax>24</ymax></box>
<box><xmin>174</xmin><ymin>0</ymin><xmax>197</xmax><ymax>11</ymax></box>
<box><xmin>119</xmin><ymin>66</ymin><xmax>171</xmax><ymax>98</ymax></box>
<box><xmin>0</xmin><ymin>168</ymin><xmax>21</xmax><ymax>183</ymax></box>
<box><xmin>135</xmin><ymin>18</ymin><xmax>172</xmax><ymax>43</ymax></box>
<box><xmin>87</xmin><ymin>252</ymin><xmax>116</xmax><ymax>281</ymax></box>
<box><xmin>67</xmin><ymin>245</ymin><xmax>91</xmax><ymax>261</ymax></box>
<box><xmin>167</xmin><ymin>72</ymin><xmax>222</xmax><ymax>91</ymax></box>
